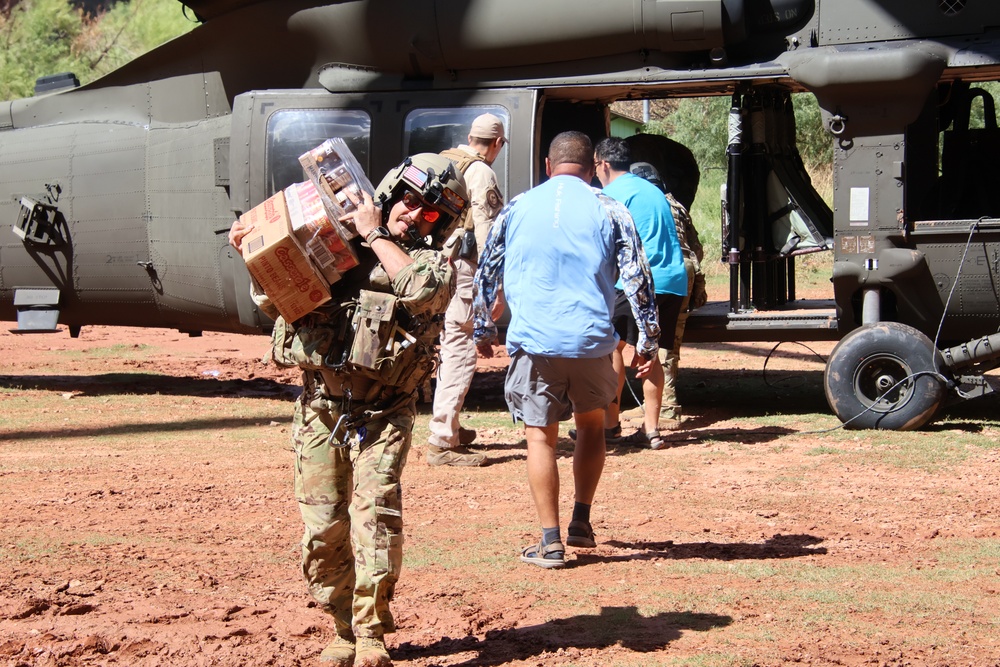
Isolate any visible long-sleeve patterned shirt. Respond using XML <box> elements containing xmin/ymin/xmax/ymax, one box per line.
<box><xmin>472</xmin><ymin>174</ymin><xmax>659</xmax><ymax>359</ymax></box>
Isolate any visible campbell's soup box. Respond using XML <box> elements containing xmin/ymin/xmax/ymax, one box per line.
<box><xmin>239</xmin><ymin>190</ymin><xmax>331</xmax><ymax>322</ymax></box>
<box><xmin>284</xmin><ymin>180</ymin><xmax>360</xmax><ymax>286</ymax></box>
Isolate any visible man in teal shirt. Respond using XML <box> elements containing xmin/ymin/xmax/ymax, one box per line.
<box><xmin>595</xmin><ymin>137</ymin><xmax>688</xmax><ymax>450</ymax></box>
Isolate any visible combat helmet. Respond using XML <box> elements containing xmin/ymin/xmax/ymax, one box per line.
<box><xmin>374</xmin><ymin>153</ymin><xmax>468</xmax><ymax>246</ymax></box>
<box><xmin>629</xmin><ymin>161</ymin><xmax>668</xmax><ymax>194</ymax></box>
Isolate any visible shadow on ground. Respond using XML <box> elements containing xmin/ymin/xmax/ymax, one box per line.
<box><xmin>395</xmin><ymin>606</ymin><xmax>732</xmax><ymax>666</ymax></box>
<box><xmin>0</xmin><ymin>373</ymin><xmax>300</xmax><ymax>399</ymax></box>
<box><xmin>595</xmin><ymin>533</ymin><xmax>827</xmax><ymax>562</ymax></box>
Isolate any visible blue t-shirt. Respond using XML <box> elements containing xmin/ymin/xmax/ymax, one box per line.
<box><xmin>603</xmin><ymin>172</ymin><xmax>688</xmax><ymax>296</ymax></box>
<box><xmin>473</xmin><ymin>174</ymin><xmax>660</xmax><ymax>359</ymax></box>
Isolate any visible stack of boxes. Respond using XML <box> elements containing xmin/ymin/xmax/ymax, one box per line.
<box><xmin>239</xmin><ymin>138</ymin><xmax>373</xmax><ymax>322</ymax></box>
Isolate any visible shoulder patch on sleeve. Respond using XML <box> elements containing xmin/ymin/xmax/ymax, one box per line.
<box><xmin>486</xmin><ymin>189</ymin><xmax>502</xmax><ymax>210</ymax></box>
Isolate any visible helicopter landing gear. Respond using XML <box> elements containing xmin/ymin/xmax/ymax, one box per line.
<box><xmin>824</xmin><ymin>322</ymin><xmax>949</xmax><ymax>430</ymax></box>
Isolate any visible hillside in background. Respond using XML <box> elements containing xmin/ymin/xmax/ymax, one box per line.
<box><xmin>0</xmin><ymin>0</ymin><xmax>194</xmax><ymax>100</ymax></box>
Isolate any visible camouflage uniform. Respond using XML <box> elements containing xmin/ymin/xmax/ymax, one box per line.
<box><xmin>661</xmin><ymin>193</ymin><xmax>706</xmax><ymax>421</ymax></box>
<box><xmin>270</xmin><ymin>247</ymin><xmax>454</xmax><ymax>639</ymax></box>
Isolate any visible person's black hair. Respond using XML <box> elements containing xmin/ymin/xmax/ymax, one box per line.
<box><xmin>548</xmin><ymin>131</ymin><xmax>593</xmax><ymax>167</ymax></box>
<box><xmin>594</xmin><ymin>137</ymin><xmax>631</xmax><ymax>172</ymax></box>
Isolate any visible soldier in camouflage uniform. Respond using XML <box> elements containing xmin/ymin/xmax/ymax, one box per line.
<box><xmin>630</xmin><ymin>162</ymin><xmax>707</xmax><ymax>430</ymax></box>
<box><xmin>229</xmin><ymin>154</ymin><xmax>468</xmax><ymax>667</ymax></box>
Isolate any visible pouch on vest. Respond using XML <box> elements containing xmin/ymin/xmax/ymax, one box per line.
<box><xmin>349</xmin><ymin>290</ymin><xmax>397</xmax><ymax>370</ymax></box>
<box><xmin>458</xmin><ymin>228</ymin><xmax>477</xmax><ymax>259</ymax></box>
<box><xmin>271</xmin><ymin>305</ymin><xmax>354</xmax><ymax>370</ymax></box>
<box><xmin>381</xmin><ymin>339</ymin><xmax>436</xmax><ymax>394</ymax></box>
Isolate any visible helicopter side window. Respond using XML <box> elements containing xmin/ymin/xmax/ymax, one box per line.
<box><xmin>403</xmin><ymin>106</ymin><xmax>509</xmax><ymax>195</ymax></box>
<box><xmin>935</xmin><ymin>85</ymin><xmax>1000</xmax><ymax>221</ymax></box>
<box><xmin>265</xmin><ymin>109</ymin><xmax>371</xmax><ymax>197</ymax></box>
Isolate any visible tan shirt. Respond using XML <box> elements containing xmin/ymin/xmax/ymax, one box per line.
<box><xmin>453</xmin><ymin>144</ymin><xmax>504</xmax><ymax>262</ymax></box>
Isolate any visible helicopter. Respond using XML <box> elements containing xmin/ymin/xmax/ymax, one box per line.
<box><xmin>3</xmin><ymin>0</ymin><xmax>1000</xmax><ymax>430</ymax></box>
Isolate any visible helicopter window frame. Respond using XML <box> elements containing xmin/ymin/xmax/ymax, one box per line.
<box><xmin>403</xmin><ymin>106</ymin><xmax>510</xmax><ymax>196</ymax></box>
<box><xmin>264</xmin><ymin>108</ymin><xmax>372</xmax><ymax>197</ymax></box>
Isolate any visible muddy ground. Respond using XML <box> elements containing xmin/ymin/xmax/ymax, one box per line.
<box><xmin>1</xmin><ymin>323</ymin><xmax>999</xmax><ymax>666</ymax></box>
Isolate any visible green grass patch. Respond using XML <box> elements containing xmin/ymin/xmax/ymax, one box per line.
<box><xmin>805</xmin><ymin>445</ymin><xmax>843</xmax><ymax>456</ymax></box>
<box><xmin>50</xmin><ymin>344</ymin><xmax>156</xmax><ymax>359</ymax></box>
<box><xmin>2</xmin><ymin>536</ymin><xmax>64</xmax><ymax>562</ymax></box>
<box><xmin>931</xmin><ymin>538</ymin><xmax>1000</xmax><ymax>570</ymax></box>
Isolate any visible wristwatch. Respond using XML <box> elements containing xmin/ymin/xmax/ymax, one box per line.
<box><xmin>365</xmin><ymin>226</ymin><xmax>392</xmax><ymax>245</ymax></box>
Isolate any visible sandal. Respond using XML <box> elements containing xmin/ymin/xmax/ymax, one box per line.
<box><xmin>619</xmin><ymin>429</ymin><xmax>666</xmax><ymax>449</ymax></box>
<box><xmin>519</xmin><ymin>539</ymin><xmax>565</xmax><ymax>569</ymax></box>
<box><xmin>618</xmin><ymin>429</ymin><xmax>650</xmax><ymax>447</ymax></box>
<box><xmin>568</xmin><ymin>423</ymin><xmax>622</xmax><ymax>443</ymax></box>
<box><xmin>647</xmin><ymin>430</ymin><xmax>666</xmax><ymax>450</ymax></box>
<box><xmin>566</xmin><ymin>520</ymin><xmax>596</xmax><ymax>548</ymax></box>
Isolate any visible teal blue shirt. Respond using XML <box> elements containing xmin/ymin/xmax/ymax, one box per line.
<box><xmin>604</xmin><ymin>172</ymin><xmax>688</xmax><ymax>296</ymax></box>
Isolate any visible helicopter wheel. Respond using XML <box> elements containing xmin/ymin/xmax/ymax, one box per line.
<box><xmin>824</xmin><ymin>322</ymin><xmax>949</xmax><ymax>431</ymax></box>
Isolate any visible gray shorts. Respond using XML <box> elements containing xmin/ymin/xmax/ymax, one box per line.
<box><xmin>504</xmin><ymin>350</ymin><xmax>618</xmax><ymax>427</ymax></box>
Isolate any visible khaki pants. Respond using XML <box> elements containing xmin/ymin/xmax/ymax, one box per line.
<box><xmin>293</xmin><ymin>385</ymin><xmax>414</xmax><ymax>639</ymax></box>
<box><xmin>428</xmin><ymin>258</ymin><xmax>477</xmax><ymax>449</ymax></box>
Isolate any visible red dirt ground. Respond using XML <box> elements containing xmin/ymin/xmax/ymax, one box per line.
<box><xmin>1</xmin><ymin>324</ymin><xmax>999</xmax><ymax>666</ymax></box>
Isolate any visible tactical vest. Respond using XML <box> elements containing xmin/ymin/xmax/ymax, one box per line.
<box><xmin>269</xmin><ymin>251</ymin><xmax>449</xmax><ymax>416</ymax></box>
<box><xmin>439</xmin><ymin>147</ymin><xmax>485</xmax><ymax>233</ymax></box>
<box><xmin>271</xmin><ymin>291</ymin><xmax>443</xmax><ymax>414</ymax></box>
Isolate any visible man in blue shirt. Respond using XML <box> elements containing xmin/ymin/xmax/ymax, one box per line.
<box><xmin>594</xmin><ymin>138</ymin><xmax>688</xmax><ymax>450</ymax></box>
<box><xmin>472</xmin><ymin>131</ymin><xmax>659</xmax><ymax>569</ymax></box>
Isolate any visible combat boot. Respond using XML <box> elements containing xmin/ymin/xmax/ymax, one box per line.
<box><xmin>354</xmin><ymin>636</ymin><xmax>392</xmax><ymax>667</ymax></box>
<box><xmin>426</xmin><ymin>444</ymin><xmax>486</xmax><ymax>467</ymax></box>
<box><xmin>659</xmin><ymin>404</ymin><xmax>683</xmax><ymax>431</ymax></box>
<box><xmin>318</xmin><ymin>633</ymin><xmax>355</xmax><ymax>666</ymax></box>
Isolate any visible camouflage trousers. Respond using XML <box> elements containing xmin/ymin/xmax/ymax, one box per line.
<box><xmin>662</xmin><ymin>257</ymin><xmax>697</xmax><ymax>419</ymax></box>
<box><xmin>292</xmin><ymin>384</ymin><xmax>415</xmax><ymax>639</ymax></box>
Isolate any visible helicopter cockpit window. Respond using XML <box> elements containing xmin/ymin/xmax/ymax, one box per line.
<box><xmin>265</xmin><ymin>109</ymin><xmax>371</xmax><ymax>197</ymax></box>
<box><xmin>403</xmin><ymin>106</ymin><xmax>510</xmax><ymax>195</ymax></box>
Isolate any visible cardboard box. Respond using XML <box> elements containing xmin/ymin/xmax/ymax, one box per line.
<box><xmin>298</xmin><ymin>138</ymin><xmax>374</xmax><ymax>237</ymax></box>
<box><xmin>284</xmin><ymin>180</ymin><xmax>360</xmax><ymax>285</ymax></box>
<box><xmin>240</xmin><ymin>190</ymin><xmax>331</xmax><ymax>322</ymax></box>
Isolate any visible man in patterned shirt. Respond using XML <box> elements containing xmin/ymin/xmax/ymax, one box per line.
<box><xmin>472</xmin><ymin>131</ymin><xmax>659</xmax><ymax>569</ymax></box>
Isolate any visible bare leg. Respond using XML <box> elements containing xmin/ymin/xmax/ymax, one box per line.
<box><xmin>571</xmin><ymin>408</ymin><xmax>607</xmax><ymax>505</ymax></box>
<box><xmin>642</xmin><ymin>357</ymin><xmax>664</xmax><ymax>433</ymax></box>
<box><xmin>604</xmin><ymin>341</ymin><xmax>627</xmax><ymax>430</ymax></box>
<box><xmin>524</xmin><ymin>423</ymin><xmax>561</xmax><ymax>529</ymax></box>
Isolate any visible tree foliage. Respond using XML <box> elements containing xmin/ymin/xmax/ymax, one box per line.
<box><xmin>0</xmin><ymin>0</ymin><xmax>195</xmax><ymax>101</ymax></box>
<box><xmin>645</xmin><ymin>92</ymin><xmax>832</xmax><ymax>171</ymax></box>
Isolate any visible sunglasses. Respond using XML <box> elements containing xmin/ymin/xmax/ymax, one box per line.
<box><xmin>401</xmin><ymin>190</ymin><xmax>441</xmax><ymax>223</ymax></box>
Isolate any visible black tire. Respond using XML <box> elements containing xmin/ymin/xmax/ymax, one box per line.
<box><xmin>824</xmin><ymin>322</ymin><xmax>948</xmax><ymax>430</ymax></box>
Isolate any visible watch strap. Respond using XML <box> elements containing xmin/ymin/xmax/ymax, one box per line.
<box><xmin>365</xmin><ymin>226</ymin><xmax>391</xmax><ymax>245</ymax></box>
